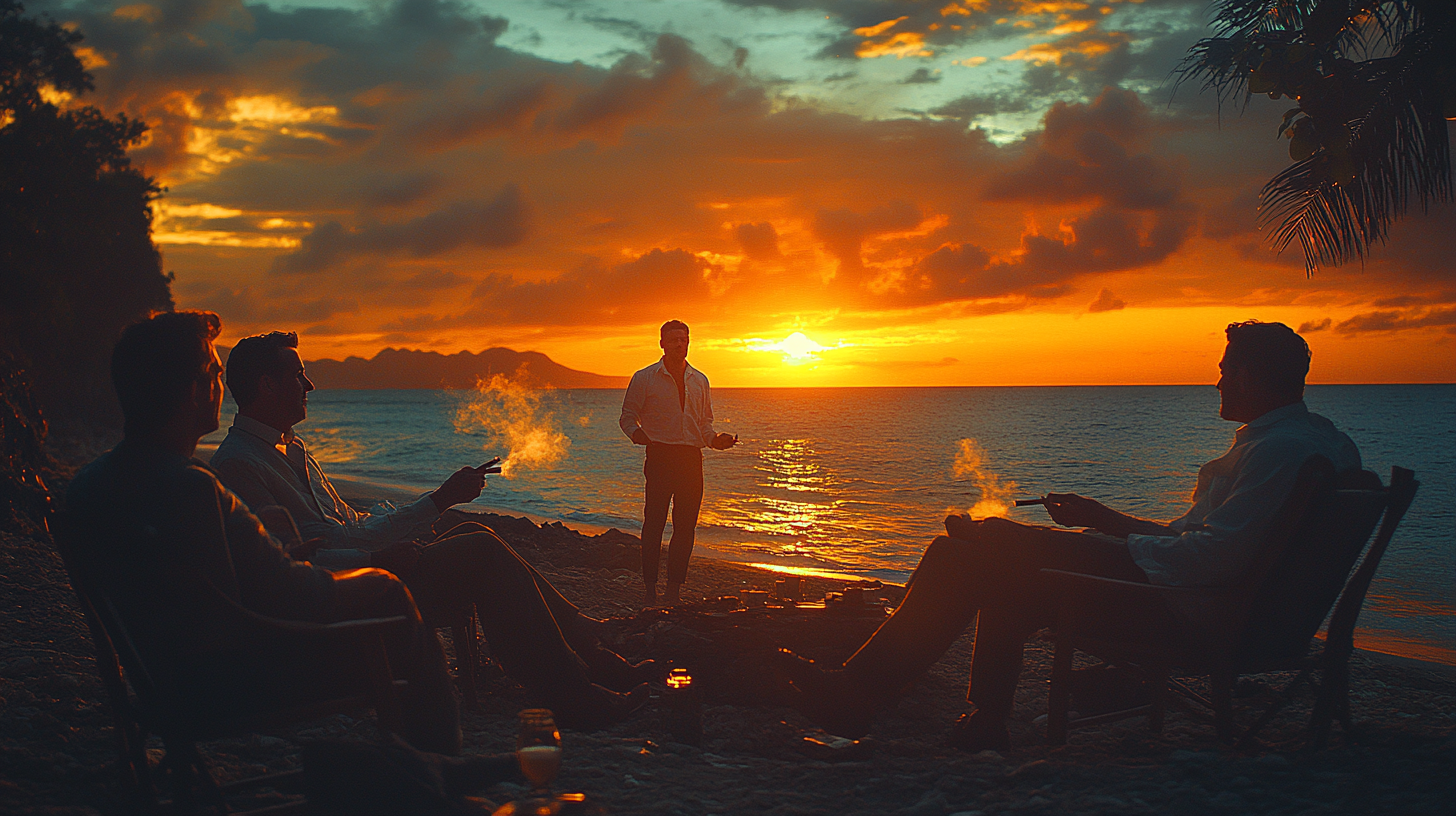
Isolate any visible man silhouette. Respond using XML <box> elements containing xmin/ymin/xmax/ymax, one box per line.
<box><xmin>210</xmin><ymin>331</ymin><xmax>650</xmax><ymax>728</ymax></box>
<box><xmin>778</xmin><ymin>321</ymin><xmax>1361</xmax><ymax>750</ymax></box>
<box><xmin>66</xmin><ymin>312</ymin><xmax>460</xmax><ymax>753</ymax></box>
<box><xmin>620</xmin><ymin>320</ymin><xmax>737</xmax><ymax>606</ymax></box>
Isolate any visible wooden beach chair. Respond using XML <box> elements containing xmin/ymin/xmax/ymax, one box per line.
<box><xmin>1041</xmin><ymin>457</ymin><xmax>1418</xmax><ymax>748</ymax></box>
<box><xmin>50</xmin><ymin>508</ymin><xmax>411</xmax><ymax>814</ymax></box>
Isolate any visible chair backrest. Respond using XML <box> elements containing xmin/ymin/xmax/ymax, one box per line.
<box><xmin>1235</xmin><ymin>465</ymin><xmax>1413</xmax><ymax>667</ymax></box>
<box><xmin>50</xmin><ymin>512</ymin><xmax>171</xmax><ymax>720</ymax></box>
<box><xmin>1320</xmin><ymin>467</ymin><xmax>1419</xmax><ymax>660</ymax></box>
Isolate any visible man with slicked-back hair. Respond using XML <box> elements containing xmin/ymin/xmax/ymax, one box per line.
<box><xmin>212</xmin><ymin>330</ymin><xmax>652</xmax><ymax>728</ymax></box>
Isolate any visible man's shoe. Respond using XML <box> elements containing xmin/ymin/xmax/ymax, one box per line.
<box><xmin>948</xmin><ymin>710</ymin><xmax>1010</xmax><ymax>752</ymax></box>
<box><xmin>773</xmin><ymin>648</ymin><xmax>875</xmax><ymax>739</ymax></box>
<box><xmin>550</xmin><ymin>682</ymin><xmax>650</xmax><ymax>731</ymax></box>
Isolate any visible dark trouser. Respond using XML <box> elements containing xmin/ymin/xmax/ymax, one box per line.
<box><xmin>640</xmin><ymin>443</ymin><xmax>704</xmax><ymax>589</ymax></box>
<box><xmin>403</xmin><ymin>523</ymin><xmax>596</xmax><ymax>696</ymax></box>
<box><xmin>840</xmin><ymin>518</ymin><xmax>1147</xmax><ymax>723</ymax></box>
<box><xmin>170</xmin><ymin>575</ymin><xmax>462</xmax><ymax>756</ymax></box>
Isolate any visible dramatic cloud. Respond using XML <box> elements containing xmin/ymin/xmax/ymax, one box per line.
<box><xmin>1332</xmin><ymin>308</ymin><xmax>1456</xmax><ymax>336</ymax></box>
<box><xmin>986</xmin><ymin>89</ymin><xmax>1181</xmax><ymax>211</ymax></box>
<box><xmin>735</xmin><ymin>222</ymin><xmax>782</xmax><ymax>261</ymax></box>
<box><xmin>1088</xmin><ymin>288</ymin><xmax>1125</xmax><ymax>312</ymax></box>
<box><xmin>26</xmin><ymin>0</ymin><xmax>1451</xmax><ymax>383</ymax></box>
<box><xmin>272</xmin><ymin>186</ymin><xmax>531</xmax><ymax>274</ymax></box>
<box><xmin>382</xmin><ymin>248</ymin><xmax>725</xmax><ymax>328</ymax></box>
<box><xmin>812</xmin><ymin>201</ymin><xmax>924</xmax><ymax>278</ymax></box>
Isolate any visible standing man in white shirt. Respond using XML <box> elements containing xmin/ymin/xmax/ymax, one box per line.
<box><xmin>620</xmin><ymin>320</ymin><xmax>738</xmax><ymax>607</ymax></box>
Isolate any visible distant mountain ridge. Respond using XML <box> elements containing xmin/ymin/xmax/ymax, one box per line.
<box><xmin>300</xmin><ymin>347</ymin><xmax>628</xmax><ymax>390</ymax></box>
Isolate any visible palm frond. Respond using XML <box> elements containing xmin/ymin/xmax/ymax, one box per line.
<box><xmin>1262</xmin><ymin>164</ymin><xmax>1362</xmax><ymax>275</ymax></box>
<box><xmin>1190</xmin><ymin>0</ymin><xmax>1454</xmax><ymax>273</ymax></box>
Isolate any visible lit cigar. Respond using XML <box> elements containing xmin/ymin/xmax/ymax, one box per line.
<box><xmin>1014</xmin><ymin>498</ymin><xmax>1047</xmax><ymax>507</ymax></box>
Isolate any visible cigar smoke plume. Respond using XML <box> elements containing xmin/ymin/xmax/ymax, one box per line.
<box><xmin>953</xmin><ymin>438</ymin><xmax>1019</xmax><ymax>519</ymax></box>
<box><xmin>454</xmin><ymin>374</ymin><xmax>570</xmax><ymax>477</ymax></box>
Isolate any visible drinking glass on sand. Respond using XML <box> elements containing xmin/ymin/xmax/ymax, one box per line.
<box><xmin>517</xmin><ymin>709</ymin><xmax>562</xmax><ymax>796</ymax></box>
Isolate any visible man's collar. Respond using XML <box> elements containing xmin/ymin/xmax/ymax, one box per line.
<box><xmin>231</xmin><ymin>413</ymin><xmax>293</xmax><ymax>445</ymax></box>
<box><xmin>653</xmin><ymin>357</ymin><xmax>699</xmax><ymax>379</ymax></box>
<box><xmin>1237</xmin><ymin>401</ymin><xmax>1309</xmax><ymax>434</ymax></box>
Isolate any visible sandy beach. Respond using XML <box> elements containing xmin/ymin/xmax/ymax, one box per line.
<box><xmin>3</xmin><ymin>468</ymin><xmax>1454</xmax><ymax>815</ymax></box>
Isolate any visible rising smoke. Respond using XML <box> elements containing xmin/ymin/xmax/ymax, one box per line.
<box><xmin>953</xmin><ymin>438</ymin><xmax>1018</xmax><ymax>519</ymax></box>
<box><xmin>454</xmin><ymin>374</ymin><xmax>571</xmax><ymax>477</ymax></box>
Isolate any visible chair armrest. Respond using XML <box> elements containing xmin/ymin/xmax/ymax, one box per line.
<box><xmin>311</xmin><ymin>616</ymin><xmax>413</xmax><ymax>635</ymax></box>
<box><xmin>1041</xmin><ymin>569</ymin><xmax>1241</xmax><ymax>602</ymax></box>
<box><xmin>211</xmin><ymin>609</ymin><xmax>414</xmax><ymax>653</ymax></box>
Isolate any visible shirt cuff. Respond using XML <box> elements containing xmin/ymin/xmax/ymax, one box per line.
<box><xmin>1125</xmin><ymin>533</ymin><xmax>1180</xmax><ymax>586</ymax></box>
<box><xmin>401</xmin><ymin>493</ymin><xmax>444</xmax><ymax>519</ymax></box>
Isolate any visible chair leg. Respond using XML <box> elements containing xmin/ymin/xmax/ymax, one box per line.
<box><xmin>1147</xmin><ymin>663</ymin><xmax>1168</xmax><ymax>735</ymax></box>
<box><xmin>1211</xmin><ymin>667</ymin><xmax>1235</xmax><ymax>743</ymax></box>
<box><xmin>106</xmin><ymin>699</ymin><xmax>157</xmax><ymax>811</ymax></box>
<box><xmin>1046</xmin><ymin>639</ymin><xmax>1075</xmax><ymax>745</ymax></box>
<box><xmin>162</xmin><ymin>738</ymin><xmax>225</xmax><ymax>815</ymax></box>
<box><xmin>361</xmin><ymin>634</ymin><xmax>404</xmax><ymax>736</ymax></box>
<box><xmin>452</xmin><ymin>606</ymin><xmax>479</xmax><ymax>709</ymax></box>
<box><xmin>1309</xmin><ymin>658</ymin><xmax>1349</xmax><ymax>749</ymax></box>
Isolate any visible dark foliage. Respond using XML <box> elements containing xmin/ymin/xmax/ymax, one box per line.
<box><xmin>0</xmin><ymin>348</ymin><xmax>47</xmax><ymax>533</ymax></box>
<box><xmin>0</xmin><ymin>0</ymin><xmax>173</xmax><ymax>432</ymax></box>
<box><xmin>1175</xmin><ymin>0</ymin><xmax>1454</xmax><ymax>274</ymax></box>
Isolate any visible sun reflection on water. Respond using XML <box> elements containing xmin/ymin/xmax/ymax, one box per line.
<box><xmin>756</xmin><ymin>439</ymin><xmax>831</xmax><ymax>493</ymax></box>
<box><xmin>703</xmin><ymin>438</ymin><xmax>849</xmax><ymax>554</ymax></box>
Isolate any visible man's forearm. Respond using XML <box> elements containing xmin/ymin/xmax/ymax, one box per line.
<box><xmin>1094</xmin><ymin>510</ymin><xmax>1175</xmax><ymax>538</ymax></box>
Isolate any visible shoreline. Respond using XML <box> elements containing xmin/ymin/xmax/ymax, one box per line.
<box><xmin>196</xmin><ymin>444</ymin><xmax>1456</xmax><ymax>674</ymax></box>
<box><xmin>319</xmin><ymin>458</ymin><xmax>1456</xmax><ymax>674</ymax></box>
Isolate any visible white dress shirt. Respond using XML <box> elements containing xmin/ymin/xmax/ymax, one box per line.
<box><xmin>1126</xmin><ymin>402</ymin><xmax>1362</xmax><ymax>588</ymax></box>
<box><xmin>210</xmin><ymin>415</ymin><xmax>439</xmax><ymax>570</ymax></box>
<box><xmin>619</xmin><ymin>358</ymin><xmax>715</xmax><ymax>448</ymax></box>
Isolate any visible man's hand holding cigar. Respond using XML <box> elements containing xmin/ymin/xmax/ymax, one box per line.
<box><xmin>1020</xmin><ymin>493</ymin><xmax>1176</xmax><ymax>538</ymax></box>
<box><xmin>428</xmin><ymin>456</ymin><xmax>503</xmax><ymax>513</ymax></box>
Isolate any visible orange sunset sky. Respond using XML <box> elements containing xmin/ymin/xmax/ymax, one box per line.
<box><xmin>34</xmin><ymin>0</ymin><xmax>1456</xmax><ymax>385</ymax></box>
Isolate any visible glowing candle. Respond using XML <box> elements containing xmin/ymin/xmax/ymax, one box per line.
<box><xmin>664</xmin><ymin>668</ymin><xmax>702</xmax><ymax>746</ymax></box>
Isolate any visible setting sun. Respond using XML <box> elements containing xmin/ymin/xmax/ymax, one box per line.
<box><xmin>775</xmin><ymin>332</ymin><xmax>828</xmax><ymax>364</ymax></box>
<box><xmin>740</xmin><ymin>331</ymin><xmax>835</xmax><ymax>366</ymax></box>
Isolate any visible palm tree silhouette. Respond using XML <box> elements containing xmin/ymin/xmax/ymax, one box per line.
<box><xmin>1176</xmin><ymin>0</ymin><xmax>1453</xmax><ymax>274</ymax></box>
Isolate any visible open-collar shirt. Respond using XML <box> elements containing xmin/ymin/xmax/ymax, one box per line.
<box><xmin>619</xmin><ymin>357</ymin><xmax>716</xmax><ymax>448</ymax></box>
<box><xmin>209</xmin><ymin>414</ymin><xmax>438</xmax><ymax>570</ymax></box>
<box><xmin>1126</xmin><ymin>402</ymin><xmax>1361</xmax><ymax>587</ymax></box>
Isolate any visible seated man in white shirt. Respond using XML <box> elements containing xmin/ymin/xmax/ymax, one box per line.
<box><xmin>776</xmin><ymin>321</ymin><xmax>1361</xmax><ymax>750</ymax></box>
<box><xmin>210</xmin><ymin>331</ymin><xmax>651</xmax><ymax>729</ymax></box>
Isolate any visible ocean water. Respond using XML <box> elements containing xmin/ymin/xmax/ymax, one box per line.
<box><xmin>203</xmin><ymin>385</ymin><xmax>1455</xmax><ymax>665</ymax></box>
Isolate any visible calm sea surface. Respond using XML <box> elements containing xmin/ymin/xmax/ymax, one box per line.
<box><xmin>203</xmin><ymin>385</ymin><xmax>1455</xmax><ymax>665</ymax></box>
